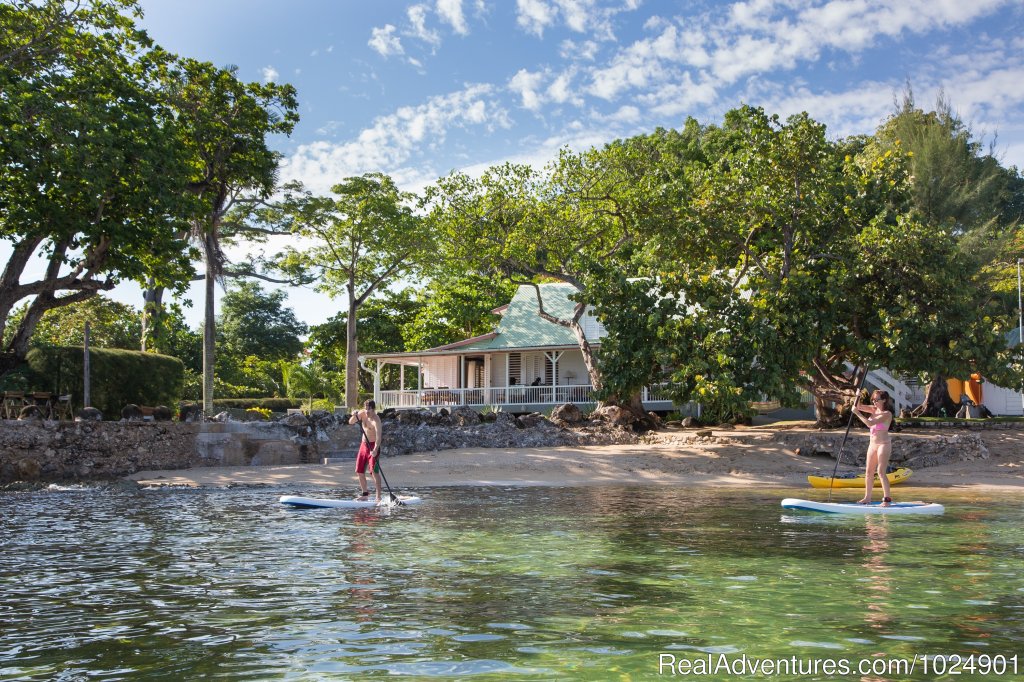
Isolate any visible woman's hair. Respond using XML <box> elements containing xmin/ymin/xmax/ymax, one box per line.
<box><xmin>870</xmin><ymin>389</ymin><xmax>890</xmax><ymax>404</ymax></box>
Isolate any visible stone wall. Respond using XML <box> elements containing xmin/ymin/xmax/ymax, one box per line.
<box><xmin>770</xmin><ymin>430</ymin><xmax>989</xmax><ymax>468</ymax></box>
<box><xmin>0</xmin><ymin>407</ymin><xmax>636</xmax><ymax>485</ymax></box>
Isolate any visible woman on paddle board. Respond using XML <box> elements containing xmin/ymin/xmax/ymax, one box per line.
<box><xmin>852</xmin><ymin>390</ymin><xmax>894</xmax><ymax>506</ymax></box>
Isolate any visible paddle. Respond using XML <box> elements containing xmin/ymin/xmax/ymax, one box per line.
<box><xmin>827</xmin><ymin>365</ymin><xmax>869</xmax><ymax>503</ymax></box>
<box><xmin>354</xmin><ymin>415</ymin><xmax>404</xmax><ymax>506</ymax></box>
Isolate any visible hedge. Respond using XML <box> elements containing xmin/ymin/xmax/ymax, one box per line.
<box><xmin>210</xmin><ymin>398</ymin><xmax>304</xmax><ymax>412</ymax></box>
<box><xmin>26</xmin><ymin>346</ymin><xmax>184</xmax><ymax>419</ymax></box>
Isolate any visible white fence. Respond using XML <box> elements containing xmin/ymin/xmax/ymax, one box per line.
<box><xmin>377</xmin><ymin>384</ymin><xmax>686</xmax><ymax>410</ymax></box>
<box><xmin>378</xmin><ymin>385</ymin><xmax>597</xmax><ymax>410</ymax></box>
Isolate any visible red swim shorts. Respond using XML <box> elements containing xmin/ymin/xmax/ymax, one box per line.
<box><xmin>355</xmin><ymin>440</ymin><xmax>379</xmax><ymax>473</ymax></box>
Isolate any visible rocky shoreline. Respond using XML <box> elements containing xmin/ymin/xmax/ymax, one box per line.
<box><xmin>1</xmin><ymin>403</ymin><xmax>1014</xmax><ymax>487</ymax></box>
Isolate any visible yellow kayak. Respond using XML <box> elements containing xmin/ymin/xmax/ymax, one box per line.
<box><xmin>808</xmin><ymin>467</ymin><xmax>912</xmax><ymax>489</ymax></box>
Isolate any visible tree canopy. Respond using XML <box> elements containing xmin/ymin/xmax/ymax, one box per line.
<box><xmin>1</xmin><ymin>0</ymin><xmax>196</xmax><ymax>364</ymax></box>
<box><xmin>269</xmin><ymin>173</ymin><xmax>431</xmax><ymax>408</ymax></box>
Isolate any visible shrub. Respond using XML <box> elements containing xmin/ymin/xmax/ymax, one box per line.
<box><xmin>211</xmin><ymin>398</ymin><xmax>303</xmax><ymax>412</ymax></box>
<box><xmin>26</xmin><ymin>347</ymin><xmax>184</xmax><ymax>419</ymax></box>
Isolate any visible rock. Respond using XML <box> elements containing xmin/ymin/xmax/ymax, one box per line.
<box><xmin>450</xmin><ymin>406</ymin><xmax>480</xmax><ymax>426</ymax></box>
<box><xmin>281</xmin><ymin>412</ymin><xmax>310</xmax><ymax>428</ymax></box>
<box><xmin>551</xmin><ymin>403</ymin><xmax>583</xmax><ymax>424</ymax></box>
<box><xmin>494</xmin><ymin>411</ymin><xmax>518</xmax><ymax>427</ymax></box>
<box><xmin>516</xmin><ymin>412</ymin><xmax>546</xmax><ymax>429</ymax></box>
<box><xmin>395</xmin><ymin>410</ymin><xmax>422</xmax><ymax>426</ymax></box>
<box><xmin>16</xmin><ymin>458</ymin><xmax>41</xmax><ymax>480</ymax></box>
<box><xmin>681</xmin><ymin>416</ymin><xmax>698</xmax><ymax>428</ymax></box>
<box><xmin>178</xmin><ymin>403</ymin><xmax>202</xmax><ymax>422</ymax></box>
<box><xmin>76</xmin><ymin>407</ymin><xmax>103</xmax><ymax>422</ymax></box>
<box><xmin>695</xmin><ymin>429</ymin><xmax>714</xmax><ymax>438</ymax></box>
<box><xmin>153</xmin><ymin>406</ymin><xmax>174</xmax><ymax>422</ymax></box>
<box><xmin>121</xmin><ymin>404</ymin><xmax>143</xmax><ymax>421</ymax></box>
<box><xmin>592</xmin><ymin>405</ymin><xmax>638</xmax><ymax>428</ymax></box>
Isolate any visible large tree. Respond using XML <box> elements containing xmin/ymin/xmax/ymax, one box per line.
<box><xmin>594</xmin><ymin>106</ymin><xmax>1020</xmax><ymax>424</ymax></box>
<box><xmin>426</xmin><ymin>140</ymin><xmax>661</xmax><ymax>414</ymax></box>
<box><xmin>162</xmin><ymin>59</ymin><xmax>298</xmax><ymax>415</ymax></box>
<box><xmin>271</xmin><ymin>174</ymin><xmax>430</xmax><ymax>408</ymax></box>
<box><xmin>1</xmin><ymin>0</ymin><xmax>196</xmax><ymax>368</ymax></box>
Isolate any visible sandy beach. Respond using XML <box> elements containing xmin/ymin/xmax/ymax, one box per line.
<box><xmin>127</xmin><ymin>425</ymin><xmax>1024</xmax><ymax>493</ymax></box>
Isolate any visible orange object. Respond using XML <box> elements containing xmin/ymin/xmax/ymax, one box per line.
<box><xmin>964</xmin><ymin>374</ymin><xmax>983</xmax><ymax>405</ymax></box>
<box><xmin>946</xmin><ymin>378</ymin><xmax>963</xmax><ymax>403</ymax></box>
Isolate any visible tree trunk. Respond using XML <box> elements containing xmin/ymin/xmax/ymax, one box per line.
<box><xmin>345</xmin><ymin>291</ymin><xmax>359</xmax><ymax>410</ymax></box>
<box><xmin>808</xmin><ymin>360</ymin><xmax>863</xmax><ymax>428</ymax></box>
<box><xmin>910</xmin><ymin>375</ymin><xmax>958</xmax><ymax>417</ymax></box>
<box><xmin>202</xmin><ymin>262</ymin><xmax>215</xmax><ymax>417</ymax></box>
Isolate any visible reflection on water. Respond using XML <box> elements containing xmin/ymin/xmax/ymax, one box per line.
<box><xmin>1</xmin><ymin>485</ymin><xmax>1022</xmax><ymax>680</ymax></box>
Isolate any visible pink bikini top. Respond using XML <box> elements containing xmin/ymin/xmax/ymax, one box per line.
<box><xmin>870</xmin><ymin>418</ymin><xmax>890</xmax><ymax>434</ymax></box>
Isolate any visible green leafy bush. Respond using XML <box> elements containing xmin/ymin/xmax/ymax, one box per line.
<box><xmin>211</xmin><ymin>398</ymin><xmax>303</xmax><ymax>411</ymax></box>
<box><xmin>26</xmin><ymin>347</ymin><xmax>183</xmax><ymax>418</ymax></box>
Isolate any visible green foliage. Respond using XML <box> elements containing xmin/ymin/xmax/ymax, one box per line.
<box><xmin>209</xmin><ymin>398</ymin><xmax>301</xmax><ymax>412</ymax></box>
<box><xmin>218</xmin><ymin>281</ymin><xmax>307</xmax><ymax>361</ymax></box>
<box><xmin>281</xmin><ymin>360</ymin><xmax>340</xmax><ymax>409</ymax></box>
<box><xmin>267</xmin><ymin>174</ymin><xmax>432</xmax><ymax>407</ymax></box>
<box><xmin>26</xmin><ymin>346</ymin><xmax>183</xmax><ymax>418</ymax></box>
<box><xmin>11</xmin><ymin>295</ymin><xmax>142</xmax><ymax>350</ymax></box>
<box><xmin>245</xmin><ymin>407</ymin><xmax>272</xmax><ymax>420</ymax></box>
<box><xmin>402</xmin><ymin>274</ymin><xmax>517</xmax><ymax>351</ymax></box>
<box><xmin>1</xmin><ymin>0</ymin><xmax>198</xmax><ymax>356</ymax></box>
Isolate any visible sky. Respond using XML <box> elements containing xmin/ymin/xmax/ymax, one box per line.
<box><xmin>26</xmin><ymin>0</ymin><xmax>1024</xmax><ymax>330</ymax></box>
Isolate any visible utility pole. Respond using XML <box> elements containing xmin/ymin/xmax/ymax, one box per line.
<box><xmin>83</xmin><ymin>322</ymin><xmax>91</xmax><ymax>409</ymax></box>
<box><xmin>1018</xmin><ymin>258</ymin><xmax>1023</xmax><ymax>414</ymax></box>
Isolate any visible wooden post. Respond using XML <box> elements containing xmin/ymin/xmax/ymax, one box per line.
<box><xmin>83</xmin><ymin>322</ymin><xmax>91</xmax><ymax>408</ymax></box>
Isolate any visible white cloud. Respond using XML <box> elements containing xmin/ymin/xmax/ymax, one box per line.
<box><xmin>517</xmin><ymin>0</ymin><xmax>556</xmax><ymax>36</ymax></box>
<box><xmin>547</xmin><ymin>69</ymin><xmax>581</xmax><ymax>105</ymax></box>
<box><xmin>437</xmin><ymin>0</ymin><xmax>469</xmax><ymax>35</ymax></box>
<box><xmin>408</xmin><ymin>4</ymin><xmax>441</xmax><ymax>46</ymax></box>
<box><xmin>262</xmin><ymin>65</ymin><xmax>279</xmax><ymax>83</ymax></box>
<box><xmin>638</xmin><ymin>71</ymin><xmax>719</xmax><ymax>118</ymax></box>
<box><xmin>369</xmin><ymin>24</ymin><xmax>404</xmax><ymax>57</ymax></box>
<box><xmin>560</xmin><ymin>38</ymin><xmax>600</xmax><ymax>61</ymax></box>
<box><xmin>281</xmin><ymin>85</ymin><xmax>512</xmax><ymax>194</ymax></box>
<box><xmin>517</xmin><ymin>0</ymin><xmax>636</xmax><ymax>40</ymax></box>
<box><xmin>509</xmin><ymin>68</ymin><xmax>548</xmax><ymax>110</ymax></box>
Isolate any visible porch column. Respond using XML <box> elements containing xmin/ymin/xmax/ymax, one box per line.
<box><xmin>460</xmin><ymin>355</ymin><xmax>466</xmax><ymax>405</ymax></box>
<box><xmin>545</xmin><ymin>351</ymin><xmax>563</xmax><ymax>403</ymax></box>
<box><xmin>418</xmin><ymin>356</ymin><xmax>423</xmax><ymax>406</ymax></box>
<box><xmin>373</xmin><ymin>360</ymin><xmax>381</xmax><ymax>406</ymax></box>
<box><xmin>484</xmin><ymin>355</ymin><xmax>491</xmax><ymax>404</ymax></box>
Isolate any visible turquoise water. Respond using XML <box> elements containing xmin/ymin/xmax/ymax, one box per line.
<box><xmin>1</xmin><ymin>485</ymin><xmax>1023</xmax><ymax>680</ymax></box>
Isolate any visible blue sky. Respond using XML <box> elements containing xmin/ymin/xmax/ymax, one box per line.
<box><xmin>32</xmin><ymin>1</ymin><xmax>1024</xmax><ymax>329</ymax></box>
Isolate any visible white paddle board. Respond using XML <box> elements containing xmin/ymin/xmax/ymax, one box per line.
<box><xmin>280</xmin><ymin>494</ymin><xmax>422</xmax><ymax>509</ymax></box>
<box><xmin>781</xmin><ymin>498</ymin><xmax>944</xmax><ymax>515</ymax></box>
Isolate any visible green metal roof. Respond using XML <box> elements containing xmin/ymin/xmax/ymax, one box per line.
<box><xmin>459</xmin><ymin>283</ymin><xmax>580</xmax><ymax>350</ymax></box>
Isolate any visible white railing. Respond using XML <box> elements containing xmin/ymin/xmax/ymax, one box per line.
<box><xmin>867</xmin><ymin>368</ymin><xmax>922</xmax><ymax>414</ymax></box>
<box><xmin>377</xmin><ymin>384</ymin><xmax>681</xmax><ymax>410</ymax></box>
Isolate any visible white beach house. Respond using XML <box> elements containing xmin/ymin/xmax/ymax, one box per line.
<box><xmin>359</xmin><ymin>283</ymin><xmax>676</xmax><ymax>413</ymax></box>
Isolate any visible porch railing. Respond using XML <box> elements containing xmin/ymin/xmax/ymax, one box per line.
<box><xmin>378</xmin><ymin>385</ymin><xmax>596</xmax><ymax>410</ymax></box>
<box><xmin>377</xmin><ymin>384</ymin><xmax>679</xmax><ymax>410</ymax></box>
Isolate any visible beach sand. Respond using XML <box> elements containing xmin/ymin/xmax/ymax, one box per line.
<box><xmin>127</xmin><ymin>425</ymin><xmax>1024</xmax><ymax>493</ymax></box>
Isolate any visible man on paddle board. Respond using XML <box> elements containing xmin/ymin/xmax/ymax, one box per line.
<box><xmin>349</xmin><ymin>400</ymin><xmax>383</xmax><ymax>502</ymax></box>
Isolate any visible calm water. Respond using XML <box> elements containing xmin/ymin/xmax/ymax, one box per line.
<box><xmin>1</xmin><ymin>484</ymin><xmax>1023</xmax><ymax>681</ymax></box>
